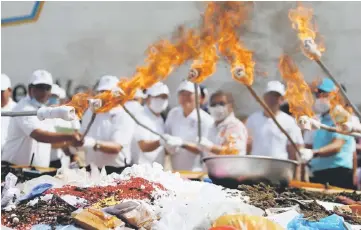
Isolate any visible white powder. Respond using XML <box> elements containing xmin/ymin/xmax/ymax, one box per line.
<box><xmin>118</xmin><ymin>163</ymin><xmax>258</xmax><ymax>230</ymax></box>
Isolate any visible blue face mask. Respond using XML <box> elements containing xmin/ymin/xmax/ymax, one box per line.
<box><xmin>48</xmin><ymin>97</ymin><xmax>60</xmax><ymax>105</ymax></box>
<box><xmin>30</xmin><ymin>98</ymin><xmax>46</xmax><ymax>108</ymax></box>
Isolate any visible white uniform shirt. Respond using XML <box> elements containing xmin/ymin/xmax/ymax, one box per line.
<box><xmin>246</xmin><ymin>111</ymin><xmax>304</xmax><ymax>160</ymax></box>
<box><xmin>165</xmin><ymin>106</ymin><xmax>214</xmax><ymax>171</ymax></box>
<box><xmin>2</xmin><ymin>97</ymin><xmax>55</xmax><ymax>167</ymax></box>
<box><xmin>207</xmin><ymin>112</ymin><xmax>248</xmax><ymax>155</ymax></box>
<box><xmin>50</xmin><ymin>118</ymin><xmax>80</xmax><ymax>162</ymax></box>
<box><xmin>1</xmin><ymin>98</ymin><xmax>17</xmax><ymax>149</ymax></box>
<box><xmin>133</xmin><ymin>106</ymin><xmax>166</xmax><ymax>165</ymax></box>
<box><xmin>81</xmin><ymin>107</ymin><xmax>135</xmax><ymax>168</ymax></box>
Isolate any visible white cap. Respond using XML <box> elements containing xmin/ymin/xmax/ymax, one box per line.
<box><xmin>177</xmin><ymin>80</ymin><xmax>200</xmax><ymax>93</ymax></box>
<box><xmin>1</xmin><ymin>74</ymin><xmax>11</xmax><ymax>90</ymax></box>
<box><xmin>30</xmin><ymin>69</ymin><xmax>53</xmax><ymax>86</ymax></box>
<box><xmin>134</xmin><ymin>89</ymin><xmax>146</xmax><ymax>99</ymax></box>
<box><xmin>96</xmin><ymin>75</ymin><xmax>119</xmax><ymax>91</ymax></box>
<box><xmin>265</xmin><ymin>80</ymin><xmax>286</xmax><ymax>96</ymax></box>
<box><xmin>51</xmin><ymin>84</ymin><xmax>67</xmax><ymax>99</ymax></box>
<box><xmin>146</xmin><ymin>82</ymin><xmax>169</xmax><ymax>97</ymax></box>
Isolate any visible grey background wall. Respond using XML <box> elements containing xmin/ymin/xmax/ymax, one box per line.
<box><xmin>2</xmin><ymin>1</ymin><xmax>361</xmax><ymax>117</ymax></box>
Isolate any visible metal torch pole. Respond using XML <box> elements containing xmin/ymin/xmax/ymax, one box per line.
<box><xmin>194</xmin><ymin>83</ymin><xmax>202</xmax><ymax>143</ymax></box>
<box><xmin>246</xmin><ymin>85</ymin><xmax>302</xmax><ymax>160</ymax></box>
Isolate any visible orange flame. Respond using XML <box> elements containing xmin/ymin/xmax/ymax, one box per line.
<box><xmin>278</xmin><ymin>55</ymin><xmax>314</xmax><ymax>119</ymax></box>
<box><xmin>189</xmin><ymin>2</ymin><xmax>219</xmax><ymax>84</ymax></box>
<box><xmin>219</xmin><ymin>135</ymin><xmax>239</xmax><ymax>155</ymax></box>
<box><xmin>288</xmin><ymin>4</ymin><xmax>325</xmax><ymax>59</ymax></box>
<box><xmin>65</xmin><ymin>93</ymin><xmax>91</xmax><ymax>118</ymax></box>
<box><xmin>218</xmin><ymin>2</ymin><xmax>255</xmax><ymax>86</ymax></box>
<box><xmin>329</xmin><ymin>89</ymin><xmax>352</xmax><ymax>124</ymax></box>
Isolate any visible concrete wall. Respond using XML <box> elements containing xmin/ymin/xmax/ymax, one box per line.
<box><xmin>2</xmin><ymin>1</ymin><xmax>361</xmax><ymax>116</ymax></box>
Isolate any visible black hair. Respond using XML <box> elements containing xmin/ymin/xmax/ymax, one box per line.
<box><xmin>210</xmin><ymin>90</ymin><xmax>235</xmax><ymax>108</ymax></box>
<box><xmin>200</xmin><ymin>85</ymin><xmax>207</xmax><ymax>99</ymax></box>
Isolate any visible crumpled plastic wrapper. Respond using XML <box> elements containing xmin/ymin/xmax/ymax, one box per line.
<box><xmin>104</xmin><ymin>200</ymin><xmax>157</xmax><ymax>230</ymax></box>
<box><xmin>1</xmin><ymin>173</ymin><xmax>21</xmax><ymax>208</ymax></box>
<box><xmin>73</xmin><ymin>208</ymin><xmax>125</xmax><ymax>230</ymax></box>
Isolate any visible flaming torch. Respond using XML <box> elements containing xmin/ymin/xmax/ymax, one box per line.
<box><xmin>217</xmin><ymin>14</ymin><xmax>302</xmax><ymax>159</ymax></box>
<box><xmin>187</xmin><ymin>2</ymin><xmax>219</xmax><ymax>143</ymax></box>
<box><xmin>288</xmin><ymin>4</ymin><xmax>361</xmax><ymax>120</ymax></box>
<box><xmin>279</xmin><ymin>55</ymin><xmax>361</xmax><ymax>137</ymax></box>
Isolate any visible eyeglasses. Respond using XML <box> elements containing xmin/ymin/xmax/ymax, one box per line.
<box><xmin>210</xmin><ymin>101</ymin><xmax>228</xmax><ymax>107</ymax></box>
<box><xmin>34</xmin><ymin>84</ymin><xmax>52</xmax><ymax>91</ymax></box>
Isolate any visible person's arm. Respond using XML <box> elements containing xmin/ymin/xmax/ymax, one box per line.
<box><xmin>182</xmin><ymin>142</ymin><xmax>202</xmax><ymax>154</ymax></box>
<box><xmin>138</xmin><ymin>140</ymin><xmax>161</xmax><ymax>152</ymax></box>
<box><xmin>94</xmin><ymin>140</ymin><xmax>122</xmax><ymax>154</ymax></box>
<box><xmin>30</xmin><ymin>129</ymin><xmax>79</xmax><ymax>144</ymax></box>
<box><xmin>313</xmin><ymin>138</ymin><xmax>345</xmax><ymax>157</ymax></box>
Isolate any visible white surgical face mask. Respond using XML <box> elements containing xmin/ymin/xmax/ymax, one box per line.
<box><xmin>209</xmin><ymin>105</ymin><xmax>229</xmax><ymax>121</ymax></box>
<box><xmin>149</xmin><ymin>98</ymin><xmax>168</xmax><ymax>114</ymax></box>
<box><xmin>313</xmin><ymin>98</ymin><xmax>330</xmax><ymax>115</ymax></box>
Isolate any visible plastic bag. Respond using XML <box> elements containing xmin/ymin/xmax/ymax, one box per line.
<box><xmin>73</xmin><ymin>208</ymin><xmax>124</xmax><ymax>230</ymax></box>
<box><xmin>1</xmin><ymin>173</ymin><xmax>21</xmax><ymax>208</ymax></box>
<box><xmin>287</xmin><ymin>214</ymin><xmax>347</xmax><ymax>230</ymax></box>
<box><xmin>212</xmin><ymin>214</ymin><xmax>284</xmax><ymax>230</ymax></box>
<box><xmin>104</xmin><ymin>200</ymin><xmax>157</xmax><ymax>230</ymax></box>
<box><xmin>19</xmin><ymin>183</ymin><xmax>52</xmax><ymax>202</ymax></box>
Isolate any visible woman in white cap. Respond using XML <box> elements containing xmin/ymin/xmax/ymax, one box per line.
<box><xmin>1</xmin><ymin>74</ymin><xmax>17</xmax><ymax>149</ymax></box>
<box><xmin>246</xmin><ymin>81</ymin><xmax>303</xmax><ymax>161</ymax></box>
<box><xmin>49</xmin><ymin>84</ymin><xmax>81</xmax><ymax>168</ymax></box>
<box><xmin>165</xmin><ymin>80</ymin><xmax>214</xmax><ymax>171</ymax></box>
<box><xmin>132</xmin><ymin>82</ymin><xmax>179</xmax><ymax>166</ymax></box>
<box><xmin>124</xmin><ymin>89</ymin><xmax>145</xmax><ymax>114</ymax></box>
<box><xmin>2</xmin><ymin>70</ymin><xmax>82</xmax><ymax>167</ymax></box>
<box><xmin>79</xmin><ymin>75</ymin><xmax>136</xmax><ymax>174</ymax></box>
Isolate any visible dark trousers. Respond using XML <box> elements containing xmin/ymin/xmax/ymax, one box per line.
<box><xmin>49</xmin><ymin>160</ymin><xmax>62</xmax><ymax>169</ymax></box>
<box><xmin>84</xmin><ymin>165</ymin><xmax>127</xmax><ymax>175</ymax></box>
<box><xmin>310</xmin><ymin>167</ymin><xmax>355</xmax><ymax>190</ymax></box>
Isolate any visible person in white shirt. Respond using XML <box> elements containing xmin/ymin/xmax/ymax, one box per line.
<box><xmin>1</xmin><ymin>74</ymin><xmax>17</xmax><ymax>150</ymax></box>
<box><xmin>165</xmin><ymin>80</ymin><xmax>214</xmax><ymax>171</ymax></box>
<box><xmin>2</xmin><ymin>70</ymin><xmax>81</xmax><ymax>167</ymax></box>
<box><xmin>246</xmin><ymin>81</ymin><xmax>303</xmax><ymax>161</ymax></box>
<box><xmin>79</xmin><ymin>75</ymin><xmax>136</xmax><ymax>174</ymax></box>
<box><xmin>196</xmin><ymin>90</ymin><xmax>248</xmax><ymax>156</ymax></box>
<box><xmin>132</xmin><ymin>82</ymin><xmax>172</xmax><ymax>166</ymax></box>
<box><xmin>49</xmin><ymin>84</ymin><xmax>81</xmax><ymax>168</ymax></box>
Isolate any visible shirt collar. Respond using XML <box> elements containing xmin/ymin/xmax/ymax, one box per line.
<box><xmin>144</xmin><ymin>105</ymin><xmax>160</xmax><ymax>119</ymax></box>
<box><xmin>216</xmin><ymin>112</ymin><xmax>235</xmax><ymax>127</ymax></box>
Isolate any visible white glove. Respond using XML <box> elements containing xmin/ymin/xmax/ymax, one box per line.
<box><xmin>299</xmin><ymin>148</ymin><xmax>314</xmax><ymax>163</ymax></box>
<box><xmin>82</xmin><ymin>137</ymin><xmax>96</xmax><ymax>149</ymax></box>
<box><xmin>196</xmin><ymin>137</ymin><xmax>214</xmax><ymax>151</ymax></box>
<box><xmin>37</xmin><ymin>106</ymin><xmax>77</xmax><ymax>121</ymax></box>
<box><xmin>166</xmin><ymin>136</ymin><xmax>184</xmax><ymax>148</ymax></box>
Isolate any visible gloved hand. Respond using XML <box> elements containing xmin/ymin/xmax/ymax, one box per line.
<box><xmin>196</xmin><ymin>137</ymin><xmax>214</xmax><ymax>151</ymax></box>
<box><xmin>160</xmin><ymin>134</ymin><xmax>183</xmax><ymax>147</ymax></box>
<box><xmin>160</xmin><ymin>134</ymin><xmax>183</xmax><ymax>155</ymax></box>
<box><xmin>82</xmin><ymin>137</ymin><xmax>97</xmax><ymax>149</ymax></box>
<box><xmin>299</xmin><ymin>148</ymin><xmax>314</xmax><ymax>163</ymax></box>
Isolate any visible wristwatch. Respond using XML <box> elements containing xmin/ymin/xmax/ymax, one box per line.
<box><xmin>93</xmin><ymin>142</ymin><xmax>101</xmax><ymax>151</ymax></box>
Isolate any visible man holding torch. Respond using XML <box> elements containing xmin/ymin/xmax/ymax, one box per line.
<box><xmin>246</xmin><ymin>81</ymin><xmax>304</xmax><ymax>161</ymax></box>
<box><xmin>305</xmin><ymin>78</ymin><xmax>356</xmax><ymax>189</ymax></box>
<box><xmin>2</xmin><ymin>70</ymin><xmax>82</xmax><ymax>167</ymax></box>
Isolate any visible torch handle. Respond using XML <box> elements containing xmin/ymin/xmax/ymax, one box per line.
<box><xmin>246</xmin><ymin>85</ymin><xmax>302</xmax><ymax>160</ymax></box>
<box><xmin>318</xmin><ymin>123</ymin><xmax>361</xmax><ymax>138</ymax></box>
<box><xmin>80</xmin><ymin>113</ymin><xmax>97</xmax><ymax>142</ymax></box>
<box><xmin>194</xmin><ymin>83</ymin><xmax>202</xmax><ymax>143</ymax></box>
<box><xmin>315</xmin><ymin>59</ymin><xmax>361</xmax><ymax>121</ymax></box>
<box><xmin>1</xmin><ymin>111</ymin><xmax>38</xmax><ymax>117</ymax></box>
<box><xmin>123</xmin><ymin>105</ymin><xmax>167</xmax><ymax>141</ymax></box>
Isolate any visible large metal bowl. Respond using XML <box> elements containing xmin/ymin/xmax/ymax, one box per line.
<box><xmin>203</xmin><ymin>155</ymin><xmax>298</xmax><ymax>188</ymax></box>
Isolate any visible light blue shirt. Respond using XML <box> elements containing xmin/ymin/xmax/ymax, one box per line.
<box><xmin>310</xmin><ymin>114</ymin><xmax>355</xmax><ymax>172</ymax></box>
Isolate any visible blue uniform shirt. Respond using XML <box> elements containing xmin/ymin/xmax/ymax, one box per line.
<box><xmin>310</xmin><ymin>114</ymin><xmax>355</xmax><ymax>172</ymax></box>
